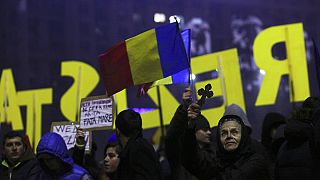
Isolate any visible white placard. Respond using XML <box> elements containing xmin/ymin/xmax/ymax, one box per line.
<box><xmin>80</xmin><ymin>95</ymin><xmax>114</xmax><ymax>130</ymax></box>
<box><xmin>51</xmin><ymin>122</ymin><xmax>91</xmax><ymax>151</ymax></box>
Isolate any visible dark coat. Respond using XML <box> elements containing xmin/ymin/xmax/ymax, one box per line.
<box><xmin>71</xmin><ymin>143</ymin><xmax>101</xmax><ymax>180</ymax></box>
<box><xmin>116</xmin><ymin>133</ymin><xmax>163</xmax><ymax>180</ymax></box>
<box><xmin>275</xmin><ymin>116</ymin><xmax>320</xmax><ymax>180</ymax></box>
<box><xmin>181</xmin><ymin>104</ymin><xmax>270</xmax><ymax>180</ymax></box>
<box><xmin>165</xmin><ymin>105</ymin><xmax>203</xmax><ymax>180</ymax></box>
<box><xmin>0</xmin><ymin>148</ymin><xmax>41</xmax><ymax>180</ymax></box>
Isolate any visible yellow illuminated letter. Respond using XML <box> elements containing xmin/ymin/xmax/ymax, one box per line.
<box><xmin>0</xmin><ymin>69</ymin><xmax>23</xmax><ymax>130</ymax></box>
<box><xmin>17</xmin><ymin>89</ymin><xmax>52</xmax><ymax>147</ymax></box>
<box><xmin>191</xmin><ymin>49</ymin><xmax>245</xmax><ymax>126</ymax></box>
<box><xmin>114</xmin><ymin>86</ymin><xmax>180</xmax><ymax>129</ymax></box>
<box><xmin>253</xmin><ymin>23</ymin><xmax>310</xmax><ymax>105</ymax></box>
<box><xmin>60</xmin><ymin>61</ymin><xmax>99</xmax><ymax>122</ymax></box>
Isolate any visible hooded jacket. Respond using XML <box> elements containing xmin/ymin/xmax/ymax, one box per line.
<box><xmin>36</xmin><ymin>132</ymin><xmax>91</xmax><ymax>180</ymax></box>
<box><xmin>181</xmin><ymin>104</ymin><xmax>269</xmax><ymax>180</ymax></box>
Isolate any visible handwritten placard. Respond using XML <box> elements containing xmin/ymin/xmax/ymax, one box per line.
<box><xmin>80</xmin><ymin>95</ymin><xmax>114</xmax><ymax>130</ymax></box>
<box><xmin>51</xmin><ymin>122</ymin><xmax>91</xmax><ymax>151</ymax></box>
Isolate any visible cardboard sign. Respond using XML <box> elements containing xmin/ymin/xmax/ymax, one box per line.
<box><xmin>51</xmin><ymin>122</ymin><xmax>91</xmax><ymax>151</ymax></box>
<box><xmin>80</xmin><ymin>95</ymin><xmax>114</xmax><ymax>130</ymax></box>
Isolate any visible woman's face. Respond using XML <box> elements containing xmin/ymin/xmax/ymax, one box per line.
<box><xmin>195</xmin><ymin>128</ymin><xmax>211</xmax><ymax>143</ymax></box>
<box><xmin>104</xmin><ymin>147</ymin><xmax>120</xmax><ymax>173</ymax></box>
<box><xmin>219</xmin><ymin>120</ymin><xmax>242</xmax><ymax>151</ymax></box>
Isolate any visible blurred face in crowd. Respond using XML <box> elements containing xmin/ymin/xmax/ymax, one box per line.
<box><xmin>38</xmin><ymin>154</ymin><xmax>67</xmax><ymax>175</ymax></box>
<box><xmin>220</xmin><ymin>120</ymin><xmax>241</xmax><ymax>151</ymax></box>
<box><xmin>195</xmin><ymin>128</ymin><xmax>211</xmax><ymax>143</ymax></box>
<box><xmin>4</xmin><ymin>137</ymin><xmax>25</xmax><ymax>164</ymax></box>
<box><xmin>104</xmin><ymin>146</ymin><xmax>120</xmax><ymax>173</ymax></box>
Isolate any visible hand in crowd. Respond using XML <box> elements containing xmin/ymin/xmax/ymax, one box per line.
<box><xmin>75</xmin><ymin>127</ymin><xmax>86</xmax><ymax>148</ymax></box>
<box><xmin>182</xmin><ymin>87</ymin><xmax>192</xmax><ymax>110</ymax></box>
<box><xmin>187</xmin><ymin>103</ymin><xmax>201</xmax><ymax>120</ymax></box>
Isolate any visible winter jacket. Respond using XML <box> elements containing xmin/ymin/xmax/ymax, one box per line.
<box><xmin>0</xmin><ymin>147</ymin><xmax>41</xmax><ymax>180</ymax></box>
<box><xmin>36</xmin><ymin>132</ymin><xmax>91</xmax><ymax>180</ymax></box>
<box><xmin>165</xmin><ymin>105</ymin><xmax>206</xmax><ymax>180</ymax></box>
<box><xmin>71</xmin><ymin>143</ymin><xmax>101</xmax><ymax>180</ymax></box>
<box><xmin>181</xmin><ymin>104</ymin><xmax>270</xmax><ymax>180</ymax></box>
<box><xmin>116</xmin><ymin>132</ymin><xmax>163</xmax><ymax>180</ymax></box>
<box><xmin>275</xmin><ymin>118</ymin><xmax>320</xmax><ymax>180</ymax></box>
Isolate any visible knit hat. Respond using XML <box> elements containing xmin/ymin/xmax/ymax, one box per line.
<box><xmin>115</xmin><ymin>109</ymin><xmax>142</xmax><ymax>137</ymax></box>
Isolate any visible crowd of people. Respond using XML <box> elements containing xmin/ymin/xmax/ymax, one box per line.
<box><xmin>1</xmin><ymin>88</ymin><xmax>320</xmax><ymax>180</ymax></box>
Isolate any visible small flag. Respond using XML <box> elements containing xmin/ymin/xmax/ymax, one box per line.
<box><xmin>99</xmin><ymin>22</ymin><xmax>189</xmax><ymax>97</ymax></box>
<box><xmin>137</xmin><ymin>29</ymin><xmax>191</xmax><ymax>96</ymax></box>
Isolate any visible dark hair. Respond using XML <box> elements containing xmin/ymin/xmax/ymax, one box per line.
<box><xmin>115</xmin><ymin>109</ymin><xmax>142</xmax><ymax>137</ymax></box>
<box><xmin>2</xmin><ymin>131</ymin><xmax>25</xmax><ymax>147</ymax></box>
<box><xmin>291</xmin><ymin>97</ymin><xmax>320</xmax><ymax>123</ymax></box>
<box><xmin>103</xmin><ymin>142</ymin><xmax>121</xmax><ymax>157</ymax></box>
<box><xmin>194</xmin><ymin>114</ymin><xmax>210</xmax><ymax>131</ymax></box>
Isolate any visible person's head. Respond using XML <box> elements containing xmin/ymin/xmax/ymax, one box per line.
<box><xmin>217</xmin><ymin>104</ymin><xmax>249</xmax><ymax>153</ymax></box>
<box><xmin>2</xmin><ymin>131</ymin><xmax>26</xmax><ymax>164</ymax></box>
<box><xmin>261</xmin><ymin>112</ymin><xmax>286</xmax><ymax>147</ymax></box>
<box><xmin>37</xmin><ymin>153</ymin><xmax>71</xmax><ymax>175</ymax></box>
<box><xmin>194</xmin><ymin>115</ymin><xmax>211</xmax><ymax>144</ymax></box>
<box><xmin>291</xmin><ymin>96</ymin><xmax>320</xmax><ymax>123</ymax></box>
<box><xmin>103</xmin><ymin>142</ymin><xmax>121</xmax><ymax>174</ymax></box>
<box><xmin>36</xmin><ymin>132</ymin><xmax>73</xmax><ymax>176</ymax></box>
<box><xmin>223</xmin><ymin>104</ymin><xmax>252</xmax><ymax>135</ymax></box>
<box><xmin>218</xmin><ymin>118</ymin><xmax>242</xmax><ymax>152</ymax></box>
<box><xmin>115</xmin><ymin>109</ymin><xmax>142</xmax><ymax>141</ymax></box>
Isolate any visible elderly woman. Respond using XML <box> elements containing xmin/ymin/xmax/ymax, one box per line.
<box><xmin>180</xmin><ymin>102</ymin><xmax>270</xmax><ymax>180</ymax></box>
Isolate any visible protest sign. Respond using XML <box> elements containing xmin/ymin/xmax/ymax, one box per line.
<box><xmin>51</xmin><ymin>121</ymin><xmax>91</xmax><ymax>151</ymax></box>
<box><xmin>80</xmin><ymin>95</ymin><xmax>114</xmax><ymax>130</ymax></box>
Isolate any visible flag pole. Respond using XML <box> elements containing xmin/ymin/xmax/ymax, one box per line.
<box><xmin>285</xmin><ymin>27</ymin><xmax>296</xmax><ymax>110</ymax></box>
<box><xmin>32</xmin><ymin>93</ymin><xmax>36</xmax><ymax>151</ymax></box>
<box><xmin>156</xmin><ymin>86</ymin><xmax>165</xmax><ymax>140</ymax></box>
<box><xmin>75</xmin><ymin>66</ymin><xmax>82</xmax><ymax>123</ymax></box>
<box><xmin>218</xmin><ymin>55</ymin><xmax>228</xmax><ymax>109</ymax></box>
<box><xmin>4</xmin><ymin>74</ymin><xmax>8</xmax><ymax>123</ymax></box>
<box><xmin>173</xmin><ymin>16</ymin><xmax>195</xmax><ymax>99</ymax></box>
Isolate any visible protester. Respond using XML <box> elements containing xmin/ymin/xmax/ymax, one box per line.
<box><xmin>36</xmin><ymin>132</ymin><xmax>91</xmax><ymax>180</ymax></box>
<box><xmin>165</xmin><ymin>87</ymin><xmax>213</xmax><ymax>180</ymax></box>
<box><xmin>115</xmin><ymin>109</ymin><xmax>163</xmax><ymax>180</ymax></box>
<box><xmin>275</xmin><ymin>97</ymin><xmax>320</xmax><ymax>180</ymax></box>
<box><xmin>71</xmin><ymin>128</ymin><xmax>100</xmax><ymax>180</ymax></box>
<box><xmin>180</xmin><ymin>103</ymin><xmax>270</xmax><ymax>180</ymax></box>
<box><xmin>100</xmin><ymin>141</ymin><xmax>121</xmax><ymax>180</ymax></box>
<box><xmin>261</xmin><ymin>112</ymin><xmax>286</xmax><ymax>162</ymax></box>
<box><xmin>0</xmin><ymin>131</ymin><xmax>41</xmax><ymax>180</ymax></box>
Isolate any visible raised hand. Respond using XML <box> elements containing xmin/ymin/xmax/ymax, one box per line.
<box><xmin>75</xmin><ymin>128</ymin><xmax>86</xmax><ymax>148</ymax></box>
<box><xmin>187</xmin><ymin>103</ymin><xmax>201</xmax><ymax>120</ymax></box>
<box><xmin>182</xmin><ymin>87</ymin><xmax>192</xmax><ymax>110</ymax></box>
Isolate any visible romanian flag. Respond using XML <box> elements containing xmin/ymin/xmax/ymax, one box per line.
<box><xmin>138</xmin><ymin>29</ymin><xmax>191</xmax><ymax>96</ymax></box>
<box><xmin>99</xmin><ymin>22</ymin><xmax>189</xmax><ymax>96</ymax></box>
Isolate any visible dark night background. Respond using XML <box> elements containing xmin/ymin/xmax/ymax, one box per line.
<box><xmin>1</xmin><ymin>0</ymin><xmax>320</xmax><ymax>160</ymax></box>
